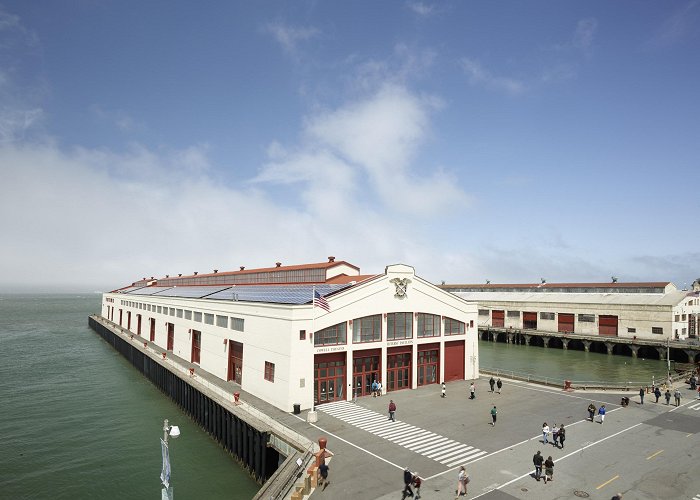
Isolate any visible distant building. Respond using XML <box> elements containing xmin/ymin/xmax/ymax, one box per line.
<box><xmin>101</xmin><ymin>258</ymin><xmax>478</xmax><ymax>412</ymax></box>
<box><xmin>440</xmin><ymin>281</ymin><xmax>700</xmax><ymax>341</ymax></box>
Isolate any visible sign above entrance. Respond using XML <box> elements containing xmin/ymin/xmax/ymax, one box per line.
<box><xmin>390</xmin><ymin>277</ymin><xmax>411</xmax><ymax>299</ymax></box>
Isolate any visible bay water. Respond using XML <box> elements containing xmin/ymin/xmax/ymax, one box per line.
<box><xmin>0</xmin><ymin>294</ymin><xmax>260</xmax><ymax>500</ymax></box>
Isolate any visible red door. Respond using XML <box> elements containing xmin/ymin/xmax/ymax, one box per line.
<box><xmin>558</xmin><ymin>313</ymin><xmax>574</xmax><ymax>333</ymax></box>
<box><xmin>387</xmin><ymin>346</ymin><xmax>412</xmax><ymax>392</ymax></box>
<box><xmin>314</xmin><ymin>352</ymin><xmax>346</xmax><ymax>405</ymax></box>
<box><xmin>149</xmin><ymin>318</ymin><xmax>156</xmax><ymax>342</ymax></box>
<box><xmin>119</xmin><ymin>309</ymin><xmax>123</xmax><ymax>326</ymax></box>
<box><xmin>136</xmin><ymin>314</ymin><xmax>142</xmax><ymax>336</ymax></box>
<box><xmin>127</xmin><ymin>311</ymin><xmax>131</xmax><ymax>331</ymax></box>
<box><xmin>417</xmin><ymin>343</ymin><xmax>439</xmax><ymax>386</ymax></box>
<box><xmin>444</xmin><ymin>340</ymin><xmax>465</xmax><ymax>382</ymax></box>
<box><xmin>492</xmin><ymin>310</ymin><xmax>505</xmax><ymax>328</ymax></box>
<box><xmin>166</xmin><ymin>323</ymin><xmax>174</xmax><ymax>350</ymax></box>
<box><xmin>191</xmin><ymin>330</ymin><xmax>201</xmax><ymax>363</ymax></box>
<box><xmin>227</xmin><ymin>340</ymin><xmax>243</xmax><ymax>384</ymax></box>
<box><xmin>523</xmin><ymin>312</ymin><xmax>537</xmax><ymax>330</ymax></box>
<box><xmin>352</xmin><ymin>349</ymin><xmax>381</xmax><ymax>397</ymax></box>
<box><xmin>599</xmin><ymin>315</ymin><xmax>618</xmax><ymax>336</ymax></box>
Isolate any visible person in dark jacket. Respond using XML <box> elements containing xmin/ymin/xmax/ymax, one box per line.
<box><xmin>489</xmin><ymin>377</ymin><xmax>495</xmax><ymax>392</ymax></box>
<box><xmin>588</xmin><ymin>402</ymin><xmax>596</xmax><ymax>421</ymax></box>
<box><xmin>639</xmin><ymin>387</ymin><xmax>645</xmax><ymax>404</ymax></box>
<box><xmin>558</xmin><ymin>424</ymin><xmax>566</xmax><ymax>448</ymax></box>
<box><xmin>402</xmin><ymin>468</ymin><xmax>414</xmax><ymax>498</ymax></box>
<box><xmin>389</xmin><ymin>400</ymin><xmax>397</xmax><ymax>421</ymax></box>
<box><xmin>654</xmin><ymin>386</ymin><xmax>661</xmax><ymax>403</ymax></box>
<box><xmin>533</xmin><ymin>451</ymin><xmax>544</xmax><ymax>481</ymax></box>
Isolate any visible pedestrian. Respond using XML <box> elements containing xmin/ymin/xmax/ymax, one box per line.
<box><xmin>371</xmin><ymin>379</ymin><xmax>378</xmax><ymax>397</ymax></box>
<box><xmin>388</xmin><ymin>399</ymin><xmax>397</xmax><ymax>421</ymax></box>
<box><xmin>674</xmin><ymin>388</ymin><xmax>682</xmax><ymax>406</ymax></box>
<box><xmin>489</xmin><ymin>377</ymin><xmax>495</xmax><ymax>392</ymax></box>
<box><xmin>588</xmin><ymin>402</ymin><xmax>597</xmax><ymax>421</ymax></box>
<box><xmin>469</xmin><ymin>382</ymin><xmax>476</xmax><ymax>399</ymax></box>
<box><xmin>542</xmin><ymin>422</ymin><xmax>549</xmax><ymax>444</ymax></box>
<box><xmin>598</xmin><ymin>404</ymin><xmax>606</xmax><ymax>424</ymax></box>
<box><xmin>558</xmin><ymin>424</ymin><xmax>566</xmax><ymax>448</ymax></box>
<box><xmin>456</xmin><ymin>466</ymin><xmax>467</xmax><ymax>496</ymax></box>
<box><xmin>376</xmin><ymin>381</ymin><xmax>382</xmax><ymax>396</ymax></box>
<box><xmin>552</xmin><ymin>424</ymin><xmax>559</xmax><ymax>445</ymax></box>
<box><xmin>639</xmin><ymin>387</ymin><xmax>645</xmax><ymax>404</ymax></box>
<box><xmin>611</xmin><ymin>493</ymin><xmax>623</xmax><ymax>500</ymax></box>
<box><xmin>402</xmin><ymin>468</ymin><xmax>414</xmax><ymax>498</ymax></box>
<box><xmin>441</xmin><ymin>382</ymin><xmax>446</xmax><ymax>398</ymax></box>
<box><xmin>697</xmin><ymin>385</ymin><xmax>700</xmax><ymax>399</ymax></box>
<box><xmin>532</xmin><ymin>451</ymin><xmax>544</xmax><ymax>481</ymax></box>
<box><xmin>490</xmin><ymin>406</ymin><xmax>497</xmax><ymax>426</ymax></box>
<box><xmin>412</xmin><ymin>474</ymin><xmax>422</xmax><ymax>499</ymax></box>
<box><xmin>496</xmin><ymin>378</ymin><xmax>502</xmax><ymax>394</ymax></box>
<box><xmin>665</xmin><ymin>389</ymin><xmax>671</xmax><ymax>405</ymax></box>
<box><xmin>318</xmin><ymin>461</ymin><xmax>329</xmax><ymax>488</ymax></box>
<box><xmin>544</xmin><ymin>456</ymin><xmax>554</xmax><ymax>483</ymax></box>
<box><xmin>654</xmin><ymin>386</ymin><xmax>661</xmax><ymax>403</ymax></box>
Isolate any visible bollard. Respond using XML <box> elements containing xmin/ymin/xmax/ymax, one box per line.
<box><xmin>233</xmin><ymin>392</ymin><xmax>240</xmax><ymax>404</ymax></box>
<box><xmin>162</xmin><ymin>352</ymin><xmax>166</xmax><ymax>359</ymax></box>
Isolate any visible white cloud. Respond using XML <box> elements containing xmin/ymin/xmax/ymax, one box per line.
<box><xmin>263</xmin><ymin>21</ymin><xmax>319</xmax><ymax>55</ymax></box>
<box><xmin>460</xmin><ymin>58</ymin><xmax>526</xmax><ymax>95</ymax></box>
<box><xmin>648</xmin><ymin>0</ymin><xmax>700</xmax><ymax>48</ymax></box>
<box><xmin>572</xmin><ymin>18</ymin><xmax>598</xmax><ymax>50</ymax></box>
<box><xmin>407</xmin><ymin>2</ymin><xmax>435</xmax><ymax>17</ymax></box>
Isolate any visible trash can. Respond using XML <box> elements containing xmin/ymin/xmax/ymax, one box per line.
<box><xmin>293</xmin><ymin>403</ymin><xmax>301</xmax><ymax>415</ymax></box>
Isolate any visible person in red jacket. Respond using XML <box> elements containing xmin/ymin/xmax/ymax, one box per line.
<box><xmin>388</xmin><ymin>400</ymin><xmax>397</xmax><ymax>421</ymax></box>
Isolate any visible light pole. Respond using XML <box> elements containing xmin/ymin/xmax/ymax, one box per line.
<box><xmin>161</xmin><ymin>419</ymin><xmax>180</xmax><ymax>500</ymax></box>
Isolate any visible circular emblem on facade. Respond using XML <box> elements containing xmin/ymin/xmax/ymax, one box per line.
<box><xmin>390</xmin><ymin>277</ymin><xmax>411</xmax><ymax>298</ymax></box>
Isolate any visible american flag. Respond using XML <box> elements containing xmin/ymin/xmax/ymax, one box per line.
<box><xmin>314</xmin><ymin>290</ymin><xmax>330</xmax><ymax>312</ymax></box>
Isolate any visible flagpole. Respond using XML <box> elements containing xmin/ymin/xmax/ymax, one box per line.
<box><xmin>312</xmin><ymin>285</ymin><xmax>316</xmax><ymax>411</ymax></box>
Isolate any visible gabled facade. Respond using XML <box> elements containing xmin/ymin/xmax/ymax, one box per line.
<box><xmin>101</xmin><ymin>260</ymin><xmax>478</xmax><ymax>412</ymax></box>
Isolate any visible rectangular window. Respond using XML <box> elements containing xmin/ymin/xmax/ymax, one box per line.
<box><xmin>387</xmin><ymin>313</ymin><xmax>412</xmax><ymax>340</ymax></box>
<box><xmin>169</xmin><ymin>308</ymin><xmax>175</xmax><ymax>316</ymax></box>
<box><xmin>675</xmin><ymin>315</ymin><xmax>680</xmax><ymax>322</ymax></box>
<box><xmin>352</xmin><ymin>315</ymin><xmax>382</xmax><ymax>343</ymax></box>
<box><xmin>682</xmin><ymin>314</ymin><xmax>687</xmax><ymax>321</ymax></box>
<box><xmin>264</xmin><ymin>361</ymin><xmax>275</xmax><ymax>382</ymax></box>
<box><xmin>628</xmin><ymin>327</ymin><xmax>636</xmax><ymax>333</ymax></box>
<box><xmin>478</xmin><ymin>309</ymin><xmax>490</xmax><ymax>316</ymax></box>
<box><xmin>176</xmin><ymin>309</ymin><xmax>183</xmax><ymax>318</ymax></box>
<box><xmin>540</xmin><ymin>312</ymin><xmax>555</xmax><ymax>320</ymax></box>
<box><xmin>184</xmin><ymin>310</ymin><xmax>192</xmax><ymax>320</ymax></box>
<box><xmin>444</xmin><ymin>317</ymin><xmax>465</xmax><ymax>336</ymax></box>
<box><xmin>204</xmin><ymin>313</ymin><xmax>214</xmax><ymax>325</ymax></box>
<box><xmin>652</xmin><ymin>327</ymin><xmax>663</xmax><ymax>335</ymax></box>
<box><xmin>191</xmin><ymin>330</ymin><xmax>201</xmax><ymax>364</ymax></box>
<box><xmin>315</xmin><ymin>322</ymin><xmax>347</xmax><ymax>346</ymax></box>
<box><xmin>231</xmin><ymin>317</ymin><xmax>244</xmax><ymax>332</ymax></box>
<box><xmin>194</xmin><ymin>311</ymin><xmax>202</xmax><ymax>322</ymax></box>
<box><xmin>157</xmin><ymin>306</ymin><xmax>162</xmax><ymax>314</ymax></box>
<box><xmin>507</xmin><ymin>311</ymin><xmax>520</xmax><ymax>318</ymax></box>
<box><xmin>417</xmin><ymin>313</ymin><xmax>441</xmax><ymax>338</ymax></box>
<box><xmin>216</xmin><ymin>315</ymin><xmax>228</xmax><ymax>328</ymax></box>
<box><xmin>578</xmin><ymin>314</ymin><xmax>595</xmax><ymax>322</ymax></box>
<box><xmin>299</xmin><ymin>330</ymin><xmax>306</xmax><ymax>340</ymax></box>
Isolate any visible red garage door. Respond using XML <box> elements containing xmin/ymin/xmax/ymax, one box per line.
<box><xmin>558</xmin><ymin>313</ymin><xmax>574</xmax><ymax>333</ymax></box>
<box><xmin>599</xmin><ymin>315</ymin><xmax>618</xmax><ymax>336</ymax></box>
<box><xmin>444</xmin><ymin>340</ymin><xmax>465</xmax><ymax>382</ymax></box>
<box><xmin>492</xmin><ymin>310</ymin><xmax>505</xmax><ymax>328</ymax></box>
<box><xmin>523</xmin><ymin>312</ymin><xmax>537</xmax><ymax>330</ymax></box>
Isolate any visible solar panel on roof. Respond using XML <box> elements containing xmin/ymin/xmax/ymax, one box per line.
<box><xmin>205</xmin><ymin>283</ymin><xmax>352</xmax><ymax>305</ymax></box>
<box><xmin>151</xmin><ymin>286</ymin><xmax>232</xmax><ymax>299</ymax></box>
<box><xmin>124</xmin><ymin>287</ymin><xmax>174</xmax><ymax>296</ymax></box>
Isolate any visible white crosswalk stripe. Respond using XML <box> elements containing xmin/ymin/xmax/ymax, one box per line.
<box><xmin>688</xmin><ymin>402</ymin><xmax>700</xmax><ymax>411</ymax></box>
<box><xmin>317</xmin><ymin>400</ymin><xmax>487</xmax><ymax>466</ymax></box>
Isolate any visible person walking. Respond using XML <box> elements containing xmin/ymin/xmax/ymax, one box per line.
<box><xmin>552</xmin><ymin>424</ymin><xmax>559</xmax><ymax>445</ymax></box>
<box><xmin>674</xmin><ymin>388</ymin><xmax>682</xmax><ymax>406</ymax></box>
<box><xmin>412</xmin><ymin>474</ymin><xmax>422</xmax><ymax>499</ymax></box>
<box><xmin>654</xmin><ymin>386</ymin><xmax>661</xmax><ymax>403</ymax></box>
<box><xmin>533</xmin><ymin>451</ymin><xmax>544</xmax><ymax>481</ymax></box>
<box><xmin>376</xmin><ymin>380</ymin><xmax>382</xmax><ymax>396</ymax></box>
<box><xmin>543</xmin><ymin>456</ymin><xmax>554</xmax><ymax>484</ymax></box>
<box><xmin>402</xmin><ymin>468</ymin><xmax>414</xmax><ymax>498</ymax></box>
<box><xmin>490</xmin><ymin>406</ymin><xmax>497</xmax><ymax>426</ymax></box>
<box><xmin>558</xmin><ymin>424</ymin><xmax>566</xmax><ymax>449</ymax></box>
<box><xmin>456</xmin><ymin>466</ymin><xmax>467</xmax><ymax>496</ymax></box>
<box><xmin>598</xmin><ymin>404</ymin><xmax>606</xmax><ymax>424</ymax></box>
<box><xmin>496</xmin><ymin>378</ymin><xmax>502</xmax><ymax>394</ymax></box>
<box><xmin>388</xmin><ymin>400</ymin><xmax>397</xmax><ymax>421</ymax></box>
<box><xmin>489</xmin><ymin>377</ymin><xmax>495</xmax><ymax>392</ymax></box>
<box><xmin>542</xmin><ymin>423</ymin><xmax>550</xmax><ymax>444</ymax></box>
<box><xmin>665</xmin><ymin>389</ymin><xmax>672</xmax><ymax>405</ymax></box>
<box><xmin>441</xmin><ymin>382</ymin><xmax>446</xmax><ymax>398</ymax></box>
<box><xmin>469</xmin><ymin>382</ymin><xmax>476</xmax><ymax>400</ymax></box>
<box><xmin>639</xmin><ymin>387</ymin><xmax>645</xmax><ymax>404</ymax></box>
<box><xmin>371</xmin><ymin>379</ymin><xmax>378</xmax><ymax>397</ymax></box>
<box><xmin>588</xmin><ymin>402</ymin><xmax>597</xmax><ymax>421</ymax></box>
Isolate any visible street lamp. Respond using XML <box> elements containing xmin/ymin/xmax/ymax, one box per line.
<box><xmin>161</xmin><ymin>419</ymin><xmax>180</xmax><ymax>499</ymax></box>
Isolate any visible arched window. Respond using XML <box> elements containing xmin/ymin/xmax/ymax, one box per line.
<box><xmin>444</xmin><ymin>317</ymin><xmax>465</xmax><ymax>336</ymax></box>
<box><xmin>315</xmin><ymin>322</ymin><xmax>347</xmax><ymax>346</ymax></box>
<box><xmin>352</xmin><ymin>315</ymin><xmax>382</xmax><ymax>343</ymax></box>
<box><xmin>417</xmin><ymin>313</ymin><xmax>441</xmax><ymax>337</ymax></box>
<box><xmin>387</xmin><ymin>313</ymin><xmax>413</xmax><ymax>340</ymax></box>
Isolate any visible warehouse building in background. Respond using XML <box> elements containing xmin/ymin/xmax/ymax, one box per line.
<box><xmin>101</xmin><ymin>258</ymin><xmax>479</xmax><ymax>412</ymax></box>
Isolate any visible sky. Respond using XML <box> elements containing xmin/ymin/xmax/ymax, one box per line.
<box><xmin>1</xmin><ymin>1</ymin><xmax>699</xmax><ymax>292</ymax></box>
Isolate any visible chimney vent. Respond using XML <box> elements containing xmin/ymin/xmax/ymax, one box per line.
<box><xmin>194</xmin><ymin>271</ymin><xmax>198</xmax><ymax>275</ymax></box>
<box><xmin>214</xmin><ymin>269</ymin><xmax>218</xmax><ymax>273</ymax></box>
<box><xmin>150</xmin><ymin>276</ymin><xmax>154</xmax><ymax>280</ymax></box>
<box><xmin>328</xmin><ymin>256</ymin><xmax>335</xmax><ymax>263</ymax></box>
<box><xmin>276</xmin><ymin>262</ymin><xmax>282</xmax><ymax>267</ymax></box>
<box><xmin>178</xmin><ymin>274</ymin><xmax>182</xmax><ymax>277</ymax></box>
<box><xmin>240</xmin><ymin>266</ymin><xmax>245</xmax><ymax>271</ymax></box>
<box><xmin>166</xmin><ymin>275</ymin><xmax>169</xmax><ymax>278</ymax></box>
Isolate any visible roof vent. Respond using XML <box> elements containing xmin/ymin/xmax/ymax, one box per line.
<box><xmin>276</xmin><ymin>262</ymin><xmax>282</xmax><ymax>268</ymax></box>
<box><xmin>541</xmin><ymin>278</ymin><xmax>546</xmax><ymax>284</ymax></box>
<box><xmin>328</xmin><ymin>256</ymin><xmax>335</xmax><ymax>263</ymax></box>
<box><xmin>194</xmin><ymin>271</ymin><xmax>198</xmax><ymax>275</ymax></box>
<box><xmin>240</xmin><ymin>266</ymin><xmax>245</xmax><ymax>271</ymax></box>
<box><xmin>611</xmin><ymin>276</ymin><xmax>618</xmax><ymax>283</ymax></box>
<box><xmin>214</xmin><ymin>269</ymin><xmax>218</xmax><ymax>273</ymax></box>
<box><xmin>178</xmin><ymin>274</ymin><xmax>182</xmax><ymax>277</ymax></box>
<box><xmin>166</xmin><ymin>275</ymin><xmax>169</xmax><ymax>278</ymax></box>
<box><xmin>150</xmin><ymin>276</ymin><xmax>154</xmax><ymax>280</ymax></box>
